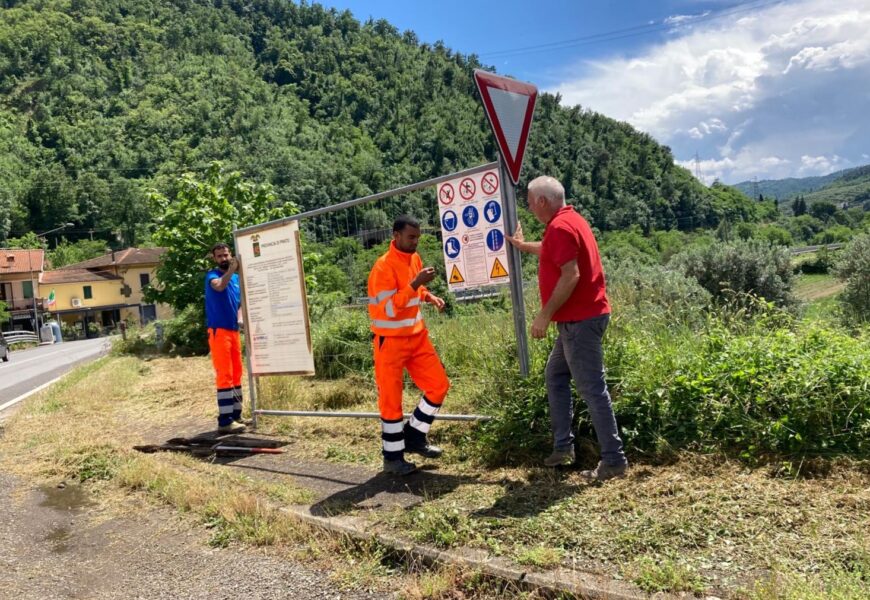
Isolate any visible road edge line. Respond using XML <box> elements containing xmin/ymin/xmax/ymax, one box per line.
<box><xmin>0</xmin><ymin>373</ymin><xmax>67</xmax><ymax>413</ymax></box>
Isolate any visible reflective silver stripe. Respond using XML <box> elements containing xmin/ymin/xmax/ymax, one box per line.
<box><xmin>417</xmin><ymin>397</ymin><xmax>441</xmax><ymax>417</ymax></box>
<box><xmin>219</xmin><ymin>405</ymin><xmax>235</xmax><ymax>414</ymax></box>
<box><xmin>383</xmin><ymin>440</ymin><xmax>405</xmax><ymax>452</ymax></box>
<box><xmin>386</xmin><ymin>297</ymin><xmax>420</xmax><ymax>317</ymax></box>
<box><xmin>371</xmin><ymin>313</ymin><xmax>424</xmax><ymax>329</ymax></box>
<box><xmin>217</xmin><ymin>390</ymin><xmax>236</xmax><ymax>400</ymax></box>
<box><xmin>381</xmin><ymin>421</ymin><xmax>404</xmax><ymax>434</ymax></box>
<box><xmin>368</xmin><ymin>289</ymin><xmax>397</xmax><ymax>304</ymax></box>
<box><xmin>233</xmin><ymin>401</ymin><xmax>242</xmax><ymax>410</ymax></box>
<box><xmin>408</xmin><ymin>415</ymin><xmax>431</xmax><ymax>434</ymax></box>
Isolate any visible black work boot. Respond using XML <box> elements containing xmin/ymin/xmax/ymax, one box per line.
<box><xmin>403</xmin><ymin>425</ymin><xmax>443</xmax><ymax>458</ymax></box>
<box><xmin>382</xmin><ymin>456</ymin><xmax>418</xmax><ymax>476</ymax></box>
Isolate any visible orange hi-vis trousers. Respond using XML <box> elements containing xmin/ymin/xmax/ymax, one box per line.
<box><xmin>208</xmin><ymin>328</ymin><xmax>243</xmax><ymax>427</ymax></box>
<box><xmin>374</xmin><ymin>330</ymin><xmax>449</xmax><ymax>460</ymax></box>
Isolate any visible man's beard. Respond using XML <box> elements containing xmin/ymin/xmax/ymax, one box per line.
<box><xmin>218</xmin><ymin>260</ymin><xmax>231</xmax><ymax>270</ymax></box>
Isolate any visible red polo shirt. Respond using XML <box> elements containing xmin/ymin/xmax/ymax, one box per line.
<box><xmin>539</xmin><ymin>206</ymin><xmax>610</xmax><ymax>322</ymax></box>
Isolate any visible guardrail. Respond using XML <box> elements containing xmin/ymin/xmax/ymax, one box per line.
<box><xmin>790</xmin><ymin>243</ymin><xmax>844</xmax><ymax>256</ymax></box>
<box><xmin>2</xmin><ymin>331</ymin><xmax>39</xmax><ymax>346</ymax></box>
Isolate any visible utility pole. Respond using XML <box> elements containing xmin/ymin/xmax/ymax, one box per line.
<box><xmin>694</xmin><ymin>152</ymin><xmax>702</xmax><ymax>182</ymax></box>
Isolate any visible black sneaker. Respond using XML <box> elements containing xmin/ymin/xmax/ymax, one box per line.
<box><xmin>382</xmin><ymin>457</ymin><xmax>418</xmax><ymax>476</ymax></box>
<box><xmin>405</xmin><ymin>440</ymin><xmax>443</xmax><ymax>459</ymax></box>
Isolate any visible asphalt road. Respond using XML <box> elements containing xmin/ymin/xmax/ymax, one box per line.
<box><xmin>0</xmin><ymin>338</ymin><xmax>111</xmax><ymax>412</ymax></box>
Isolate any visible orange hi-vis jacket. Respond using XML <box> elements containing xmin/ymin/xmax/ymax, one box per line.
<box><xmin>368</xmin><ymin>241</ymin><xmax>432</xmax><ymax>336</ymax></box>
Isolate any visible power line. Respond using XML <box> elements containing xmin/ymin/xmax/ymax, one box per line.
<box><xmin>478</xmin><ymin>0</ymin><xmax>781</xmax><ymax>59</ymax></box>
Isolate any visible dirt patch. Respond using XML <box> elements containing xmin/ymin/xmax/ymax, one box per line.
<box><xmin>0</xmin><ymin>472</ymin><xmax>391</xmax><ymax>599</ymax></box>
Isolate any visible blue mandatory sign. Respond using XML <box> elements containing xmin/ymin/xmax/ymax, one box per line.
<box><xmin>441</xmin><ymin>210</ymin><xmax>458</xmax><ymax>232</ymax></box>
<box><xmin>444</xmin><ymin>236</ymin><xmax>461</xmax><ymax>259</ymax></box>
<box><xmin>483</xmin><ymin>200</ymin><xmax>501</xmax><ymax>224</ymax></box>
<box><xmin>486</xmin><ymin>229</ymin><xmax>505</xmax><ymax>252</ymax></box>
<box><xmin>462</xmin><ymin>205</ymin><xmax>479</xmax><ymax>228</ymax></box>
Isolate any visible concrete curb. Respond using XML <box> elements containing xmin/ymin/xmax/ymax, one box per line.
<box><xmin>281</xmin><ymin>504</ymin><xmax>650</xmax><ymax>600</ymax></box>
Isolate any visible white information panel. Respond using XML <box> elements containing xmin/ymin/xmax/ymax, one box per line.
<box><xmin>437</xmin><ymin>168</ymin><xmax>511</xmax><ymax>292</ymax></box>
<box><xmin>235</xmin><ymin>220</ymin><xmax>314</xmax><ymax>376</ymax></box>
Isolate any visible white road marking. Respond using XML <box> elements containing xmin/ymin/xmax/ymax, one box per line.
<box><xmin>0</xmin><ymin>373</ymin><xmax>66</xmax><ymax>413</ymax></box>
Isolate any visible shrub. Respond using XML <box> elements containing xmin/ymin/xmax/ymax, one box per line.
<box><xmin>163</xmin><ymin>305</ymin><xmax>209</xmax><ymax>355</ymax></box>
<box><xmin>670</xmin><ymin>239</ymin><xmax>796</xmax><ymax>308</ymax></box>
<box><xmin>311</xmin><ymin>307</ymin><xmax>373</xmax><ymax>379</ymax></box>
<box><xmin>834</xmin><ymin>233</ymin><xmax>870</xmax><ymax>324</ymax></box>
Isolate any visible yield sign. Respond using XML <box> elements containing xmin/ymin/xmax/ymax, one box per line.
<box><xmin>473</xmin><ymin>69</ymin><xmax>537</xmax><ymax>185</ymax></box>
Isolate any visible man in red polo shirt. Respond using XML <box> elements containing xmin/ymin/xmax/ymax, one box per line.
<box><xmin>507</xmin><ymin>176</ymin><xmax>627</xmax><ymax>481</ymax></box>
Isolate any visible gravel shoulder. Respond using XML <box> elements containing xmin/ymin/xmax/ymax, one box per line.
<box><xmin>0</xmin><ymin>471</ymin><xmax>391</xmax><ymax>600</ymax></box>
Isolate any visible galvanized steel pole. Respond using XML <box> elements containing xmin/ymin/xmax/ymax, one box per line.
<box><xmin>499</xmin><ymin>156</ymin><xmax>530</xmax><ymax>377</ymax></box>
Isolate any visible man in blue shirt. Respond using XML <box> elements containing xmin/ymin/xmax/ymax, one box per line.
<box><xmin>205</xmin><ymin>243</ymin><xmax>245</xmax><ymax>433</ymax></box>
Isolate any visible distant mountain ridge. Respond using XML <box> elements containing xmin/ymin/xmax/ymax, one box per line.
<box><xmin>734</xmin><ymin>165</ymin><xmax>870</xmax><ymax>200</ymax></box>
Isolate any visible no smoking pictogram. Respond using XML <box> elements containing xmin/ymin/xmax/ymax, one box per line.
<box><xmin>459</xmin><ymin>178</ymin><xmax>476</xmax><ymax>200</ymax></box>
<box><xmin>481</xmin><ymin>172</ymin><xmax>499</xmax><ymax>195</ymax></box>
<box><xmin>439</xmin><ymin>183</ymin><xmax>455</xmax><ymax>205</ymax></box>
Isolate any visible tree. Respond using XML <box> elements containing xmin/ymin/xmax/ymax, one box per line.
<box><xmin>47</xmin><ymin>238</ymin><xmax>109</xmax><ymax>268</ymax></box>
<box><xmin>834</xmin><ymin>233</ymin><xmax>870</xmax><ymax>324</ymax></box>
<box><xmin>809</xmin><ymin>201</ymin><xmax>838</xmax><ymax>222</ymax></box>
<box><xmin>792</xmin><ymin>196</ymin><xmax>807</xmax><ymax>216</ymax></box>
<box><xmin>0</xmin><ymin>300</ymin><xmax>9</xmax><ymax>325</ymax></box>
<box><xmin>145</xmin><ymin>162</ymin><xmax>298</xmax><ymax>312</ymax></box>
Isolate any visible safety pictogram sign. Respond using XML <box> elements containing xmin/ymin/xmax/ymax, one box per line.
<box><xmin>481</xmin><ymin>172</ymin><xmax>499</xmax><ymax>196</ymax></box>
<box><xmin>473</xmin><ymin>70</ymin><xmax>538</xmax><ymax>185</ymax></box>
<box><xmin>459</xmin><ymin>178</ymin><xmax>476</xmax><ymax>200</ymax></box>
<box><xmin>437</xmin><ymin>167</ymin><xmax>511</xmax><ymax>292</ymax></box>
<box><xmin>439</xmin><ymin>183</ymin><xmax>455</xmax><ymax>205</ymax></box>
<box><xmin>490</xmin><ymin>257</ymin><xmax>508</xmax><ymax>278</ymax></box>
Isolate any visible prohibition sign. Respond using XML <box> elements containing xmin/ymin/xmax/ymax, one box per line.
<box><xmin>439</xmin><ymin>183</ymin><xmax>455</xmax><ymax>205</ymax></box>
<box><xmin>481</xmin><ymin>172</ymin><xmax>499</xmax><ymax>196</ymax></box>
<box><xmin>459</xmin><ymin>177</ymin><xmax>476</xmax><ymax>200</ymax></box>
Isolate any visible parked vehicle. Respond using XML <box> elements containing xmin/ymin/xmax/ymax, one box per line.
<box><xmin>0</xmin><ymin>332</ymin><xmax>9</xmax><ymax>362</ymax></box>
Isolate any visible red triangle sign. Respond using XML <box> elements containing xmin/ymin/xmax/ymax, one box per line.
<box><xmin>474</xmin><ymin>69</ymin><xmax>537</xmax><ymax>185</ymax></box>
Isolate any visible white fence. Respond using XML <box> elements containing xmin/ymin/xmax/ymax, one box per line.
<box><xmin>3</xmin><ymin>331</ymin><xmax>39</xmax><ymax>346</ymax></box>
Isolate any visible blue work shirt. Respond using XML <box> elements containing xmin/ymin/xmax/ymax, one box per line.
<box><xmin>205</xmin><ymin>269</ymin><xmax>241</xmax><ymax>331</ymax></box>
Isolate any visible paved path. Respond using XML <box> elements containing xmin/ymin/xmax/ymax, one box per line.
<box><xmin>0</xmin><ymin>338</ymin><xmax>110</xmax><ymax>415</ymax></box>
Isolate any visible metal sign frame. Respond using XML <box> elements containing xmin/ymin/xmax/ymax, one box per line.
<box><xmin>234</xmin><ymin>161</ymin><xmax>528</xmax><ymax>428</ymax></box>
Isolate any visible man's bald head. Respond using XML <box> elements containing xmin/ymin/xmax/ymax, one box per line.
<box><xmin>528</xmin><ymin>176</ymin><xmax>565</xmax><ymax>210</ymax></box>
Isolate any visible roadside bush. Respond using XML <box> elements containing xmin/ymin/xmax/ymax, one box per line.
<box><xmin>472</xmin><ymin>309</ymin><xmax>870</xmax><ymax>465</ymax></box>
<box><xmin>834</xmin><ymin>233</ymin><xmax>870</xmax><ymax>324</ymax></box>
<box><xmin>670</xmin><ymin>239</ymin><xmax>796</xmax><ymax>308</ymax></box>
<box><xmin>163</xmin><ymin>305</ymin><xmax>209</xmax><ymax>355</ymax></box>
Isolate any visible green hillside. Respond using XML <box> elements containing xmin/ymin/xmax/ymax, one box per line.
<box><xmin>734</xmin><ymin>164</ymin><xmax>870</xmax><ymax>206</ymax></box>
<box><xmin>802</xmin><ymin>165</ymin><xmax>870</xmax><ymax>208</ymax></box>
<box><xmin>0</xmin><ymin>0</ymin><xmax>763</xmax><ymax>246</ymax></box>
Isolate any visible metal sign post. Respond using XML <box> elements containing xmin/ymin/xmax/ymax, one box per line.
<box><xmin>499</xmin><ymin>156</ymin><xmax>530</xmax><ymax>376</ymax></box>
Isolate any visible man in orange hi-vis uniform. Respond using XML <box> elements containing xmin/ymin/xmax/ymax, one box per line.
<box><xmin>368</xmin><ymin>215</ymin><xmax>449</xmax><ymax>475</ymax></box>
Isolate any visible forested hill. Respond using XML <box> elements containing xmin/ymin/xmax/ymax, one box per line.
<box><xmin>733</xmin><ymin>164</ymin><xmax>870</xmax><ymax>201</ymax></box>
<box><xmin>0</xmin><ymin>0</ymin><xmax>759</xmax><ymax>246</ymax></box>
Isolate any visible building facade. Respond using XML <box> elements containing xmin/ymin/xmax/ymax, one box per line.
<box><xmin>38</xmin><ymin>248</ymin><xmax>173</xmax><ymax>336</ymax></box>
<box><xmin>0</xmin><ymin>249</ymin><xmax>45</xmax><ymax>332</ymax></box>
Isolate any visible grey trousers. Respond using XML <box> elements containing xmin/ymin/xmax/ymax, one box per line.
<box><xmin>545</xmin><ymin>314</ymin><xmax>627</xmax><ymax>467</ymax></box>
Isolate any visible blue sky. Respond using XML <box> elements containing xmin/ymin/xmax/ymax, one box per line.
<box><xmin>318</xmin><ymin>0</ymin><xmax>870</xmax><ymax>184</ymax></box>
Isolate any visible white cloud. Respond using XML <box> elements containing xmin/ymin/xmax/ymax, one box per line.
<box><xmin>551</xmin><ymin>0</ymin><xmax>870</xmax><ymax>183</ymax></box>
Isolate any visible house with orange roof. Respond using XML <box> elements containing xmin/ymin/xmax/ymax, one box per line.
<box><xmin>37</xmin><ymin>247</ymin><xmax>174</xmax><ymax>336</ymax></box>
<box><xmin>0</xmin><ymin>249</ymin><xmax>45</xmax><ymax>332</ymax></box>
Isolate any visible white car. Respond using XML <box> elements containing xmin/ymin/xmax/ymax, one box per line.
<box><xmin>0</xmin><ymin>333</ymin><xmax>8</xmax><ymax>362</ymax></box>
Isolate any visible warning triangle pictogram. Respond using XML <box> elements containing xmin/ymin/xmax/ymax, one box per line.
<box><xmin>490</xmin><ymin>257</ymin><xmax>509</xmax><ymax>279</ymax></box>
<box><xmin>449</xmin><ymin>264</ymin><xmax>465</xmax><ymax>284</ymax></box>
<box><xmin>474</xmin><ymin>70</ymin><xmax>538</xmax><ymax>185</ymax></box>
